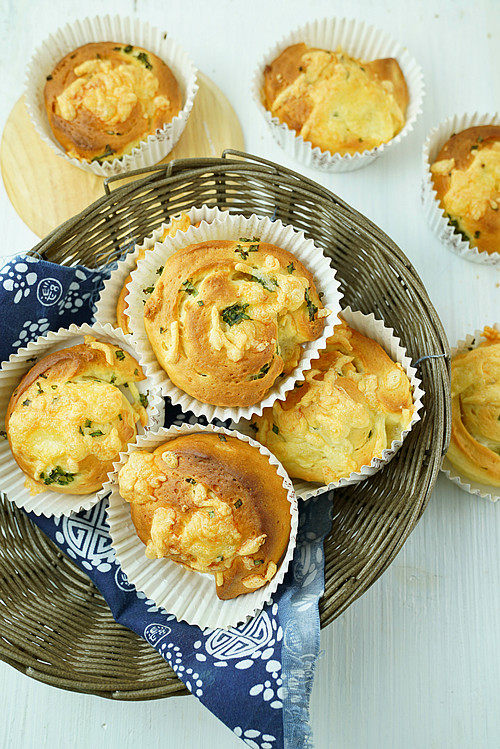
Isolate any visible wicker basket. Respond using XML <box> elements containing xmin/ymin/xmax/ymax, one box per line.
<box><xmin>0</xmin><ymin>151</ymin><xmax>450</xmax><ymax>700</ymax></box>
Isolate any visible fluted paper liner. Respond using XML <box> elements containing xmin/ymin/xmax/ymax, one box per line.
<box><xmin>126</xmin><ymin>207</ymin><xmax>343</xmax><ymax>422</ymax></box>
<box><xmin>94</xmin><ymin>205</ymin><xmax>231</xmax><ymax>329</ymax></box>
<box><xmin>252</xmin><ymin>17</ymin><xmax>424</xmax><ymax>173</ymax></box>
<box><xmin>105</xmin><ymin>423</ymin><xmax>298</xmax><ymax>629</ymax></box>
<box><xmin>237</xmin><ymin>307</ymin><xmax>424</xmax><ymax>499</ymax></box>
<box><xmin>421</xmin><ymin>111</ymin><xmax>500</xmax><ymax>265</ymax></box>
<box><xmin>25</xmin><ymin>15</ymin><xmax>198</xmax><ymax>177</ymax></box>
<box><xmin>0</xmin><ymin>322</ymin><xmax>164</xmax><ymax>517</ymax></box>
<box><xmin>441</xmin><ymin>324</ymin><xmax>499</xmax><ymax>502</ymax></box>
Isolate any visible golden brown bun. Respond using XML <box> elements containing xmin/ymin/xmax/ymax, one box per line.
<box><xmin>252</xmin><ymin>319</ymin><xmax>414</xmax><ymax>483</ymax></box>
<box><xmin>6</xmin><ymin>336</ymin><xmax>147</xmax><ymax>495</ymax></box>
<box><xmin>44</xmin><ymin>42</ymin><xmax>182</xmax><ymax>163</ymax></box>
<box><xmin>118</xmin><ymin>433</ymin><xmax>291</xmax><ymax>599</ymax></box>
<box><xmin>430</xmin><ymin>126</ymin><xmax>500</xmax><ymax>255</ymax></box>
<box><xmin>143</xmin><ymin>238</ymin><xmax>326</xmax><ymax>407</ymax></box>
<box><xmin>116</xmin><ymin>213</ymin><xmax>196</xmax><ymax>335</ymax></box>
<box><xmin>446</xmin><ymin>327</ymin><xmax>500</xmax><ymax>487</ymax></box>
<box><xmin>262</xmin><ymin>43</ymin><xmax>408</xmax><ymax>156</ymax></box>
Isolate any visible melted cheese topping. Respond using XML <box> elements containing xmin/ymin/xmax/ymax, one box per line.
<box><xmin>56</xmin><ymin>58</ymin><xmax>169</xmax><ymax>125</ymax></box>
<box><xmin>118</xmin><ymin>451</ymin><xmax>267</xmax><ymax>573</ymax></box>
<box><xmin>433</xmin><ymin>142</ymin><xmax>500</xmax><ymax>222</ymax></box>
<box><xmin>271</xmin><ymin>49</ymin><xmax>406</xmax><ymax>154</ymax></box>
<box><xmin>254</xmin><ymin>327</ymin><xmax>413</xmax><ymax>483</ymax></box>
<box><xmin>8</xmin><ymin>379</ymin><xmax>138</xmax><ymax>489</ymax></box>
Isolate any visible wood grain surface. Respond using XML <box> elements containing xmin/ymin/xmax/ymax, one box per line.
<box><xmin>0</xmin><ymin>1</ymin><xmax>499</xmax><ymax>748</ymax></box>
<box><xmin>0</xmin><ymin>74</ymin><xmax>244</xmax><ymax>237</ymax></box>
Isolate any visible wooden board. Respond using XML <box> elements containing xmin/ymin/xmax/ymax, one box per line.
<box><xmin>0</xmin><ymin>73</ymin><xmax>244</xmax><ymax>238</ymax></box>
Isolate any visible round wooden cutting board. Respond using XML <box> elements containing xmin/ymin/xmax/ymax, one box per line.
<box><xmin>0</xmin><ymin>73</ymin><xmax>244</xmax><ymax>238</ymax></box>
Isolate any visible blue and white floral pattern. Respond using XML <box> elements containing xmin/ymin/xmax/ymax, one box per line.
<box><xmin>4</xmin><ymin>254</ymin><xmax>334</xmax><ymax>749</ymax></box>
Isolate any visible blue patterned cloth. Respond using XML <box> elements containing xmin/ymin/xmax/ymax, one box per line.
<box><xmin>0</xmin><ymin>255</ymin><xmax>333</xmax><ymax>749</ymax></box>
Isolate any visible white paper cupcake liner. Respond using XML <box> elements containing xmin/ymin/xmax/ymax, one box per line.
<box><xmin>252</xmin><ymin>17</ymin><xmax>424</xmax><ymax>173</ymax></box>
<box><xmin>237</xmin><ymin>307</ymin><xmax>424</xmax><ymax>500</ymax></box>
<box><xmin>0</xmin><ymin>322</ymin><xmax>164</xmax><ymax>517</ymax></box>
<box><xmin>25</xmin><ymin>15</ymin><xmax>198</xmax><ymax>177</ymax></box>
<box><xmin>94</xmin><ymin>205</ymin><xmax>231</xmax><ymax>330</ymax></box>
<box><xmin>125</xmin><ymin>207</ymin><xmax>343</xmax><ymax>422</ymax></box>
<box><xmin>105</xmin><ymin>423</ymin><xmax>298</xmax><ymax>629</ymax></box>
<box><xmin>441</xmin><ymin>324</ymin><xmax>499</xmax><ymax>502</ymax></box>
<box><xmin>422</xmin><ymin>112</ymin><xmax>500</xmax><ymax>265</ymax></box>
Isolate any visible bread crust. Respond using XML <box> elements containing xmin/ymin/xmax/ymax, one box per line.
<box><xmin>253</xmin><ymin>319</ymin><xmax>414</xmax><ymax>483</ymax></box>
<box><xmin>6</xmin><ymin>337</ymin><xmax>146</xmax><ymax>495</ymax></box>
<box><xmin>431</xmin><ymin>126</ymin><xmax>500</xmax><ymax>255</ymax></box>
<box><xmin>262</xmin><ymin>44</ymin><xmax>408</xmax><ymax>155</ymax></box>
<box><xmin>446</xmin><ymin>328</ymin><xmax>500</xmax><ymax>486</ymax></box>
<box><xmin>118</xmin><ymin>433</ymin><xmax>291</xmax><ymax>599</ymax></box>
<box><xmin>143</xmin><ymin>238</ymin><xmax>325</xmax><ymax>407</ymax></box>
<box><xmin>44</xmin><ymin>42</ymin><xmax>182</xmax><ymax>162</ymax></box>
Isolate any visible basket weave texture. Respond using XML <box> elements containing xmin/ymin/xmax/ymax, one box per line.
<box><xmin>0</xmin><ymin>151</ymin><xmax>450</xmax><ymax>700</ymax></box>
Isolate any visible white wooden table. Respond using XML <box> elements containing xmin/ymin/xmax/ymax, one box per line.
<box><xmin>0</xmin><ymin>1</ymin><xmax>498</xmax><ymax>747</ymax></box>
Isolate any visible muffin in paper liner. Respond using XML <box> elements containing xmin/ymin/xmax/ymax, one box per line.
<box><xmin>251</xmin><ymin>17</ymin><xmax>424</xmax><ymax>173</ymax></box>
<box><xmin>236</xmin><ymin>307</ymin><xmax>424</xmax><ymax>500</ymax></box>
<box><xmin>421</xmin><ymin>112</ymin><xmax>500</xmax><ymax>266</ymax></box>
<box><xmin>25</xmin><ymin>15</ymin><xmax>198</xmax><ymax>177</ymax></box>
<box><xmin>105</xmin><ymin>423</ymin><xmax>298</xmax><ymax>629</ymax></box>
<box><xmin>441</xmin><ymin>324</ymin><xmax>500</xmax><ymax>502</ymax></box>
<box><xmin>0</xmin><ymin>322</ymin><xmax>164</xmax><ymax>517</ymax></box>
<box><xmin>125</xmin><ymin>208</ymin><xmax>343</xmax><ymax>423</ymax></box>
<box><xmin>94</xmin><ymin>205</ymin><xmax>231</xmax><ymax>331</ymax></box>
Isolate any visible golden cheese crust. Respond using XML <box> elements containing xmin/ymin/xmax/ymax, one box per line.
<box><xmin>262</xmin><ymin>43</ymin><xmax>408</xmax><ymax>156</ymax></box>
<box><xmin>116</xmin><ymin>213</ymin><xmax>195</xmax><ymax>335</ymax></box>
<box><xmin>6</xmin><ymin>336</ymin><xmax>148</xmax><ymax>495</ymax></box>
<box><xmin>431</xmin><ymin>126</ymin><xmax>500</xmax><ymax>255</ymax></box>
<box><xmin>446</xmin><ymin>327</ymin><xmax>500</xmax><ymax>487</ymax></box>
<box><xmin>252</xmin><ymin>319</ymin><xmax>414</xmax><ymax>483</ymax></box>
<box><xmin>44</xmin><ymin>42</ymin><xmax>182</xmax><ymax>163</ymax></box>
<box><xmin>143</xmin><ymin>238</ymin><xmax>326</xmax><ymax>407</ymax></box>
<box><xmin>118</xmin><ymin>433</ymin><xmax>291</xmax><ymax>599</ymax></box>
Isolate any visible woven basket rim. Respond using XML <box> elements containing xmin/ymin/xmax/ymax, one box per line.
<box><xmin>0</xmin><ymin>150</ymin><xmax>451</xmax><ymax>700</ymax></box>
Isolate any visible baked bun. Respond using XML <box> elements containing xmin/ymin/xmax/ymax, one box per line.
<box><xmin>6</xmin><ymin>336</ymin><xmax>148</xmax><ymax>495</ymax></box>
<box><xmin>430</xmin><ymin>126</ymin><xmax>500</xmax><ymax>255</ymax></box>
<box><xmin>252</xmin><ymin>319</ymin><xmax>414</xmax><ymax>483</ymax></box>
<box><xmin>44</xmin><ymin>42</ymin><xmax>182</xmax><ymax>163</ymax></box>
<box><xmin>116</xmin><ymin>212</ymin><xmax>193</xmax><ymax>334</ymax></box>
<box><xmin>446</xmin><ymin>327</ymin><xmax>500</xmax><ymax>487</ymax></box>
<box><xmin>117</xmin><ymin>433</ymin><xmax>292</xmax><ymax>599</ymax></box>
<box><xmin>262</xmin><ymin>43</ymin><xmax>408</xmax><ymax>156</ymax></box>
<box><xmin>143</xmin><ymin>238</ymin><xmax>327</xmax><ymax>407</ymax></box>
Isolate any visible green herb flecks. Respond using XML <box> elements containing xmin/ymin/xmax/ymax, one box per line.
<box><xmin>208</xmin><ymin>510</ymin><xmax>215</xmax><ymax>518</ymax></box>
<box><xmin>304</xmin><ymin>288</ymin><xmax>318</xmax><ymax>321</ymax></box>
<box><xmin>287</xmin><ymin>262</ymin><xmax>295</xmax><ymax>274</ymax></box>
<box><xmin>249</xmin><ymin>422</ymin><xmax>258</xmax><ymax>432</ymax></box>
<box><xmin>139</xmin><ymin>393</ymin><xmax>149</xmax><ymax>408</ymax></box>
<box><xmin>182</xmin><ymin>279</ymin><xmax>198</xmax><ymax>296</ymax></box>
<box><xmin>40</xmin><ymin>466</ymin><xmax>76</xmax><ymax>486</ymax></box>
<box><xmin>272</xmin><ymin>423</ymin><xmax>279</xmax><ymax>435</ymax></box>
<box><xmin>136</xmin><ymin>51</ymin><xmax>152</xmax><ymax>70</ymax></box>
<box><xmin>234</xmin><ymin>499</ymin><xmax>242</xmax><ymax>509</ymax></box>
<box><xmin>143</xmin><ymin>286</ymin><xmax>155</xmax><ymax>295</ymax></box>
<box><xmin>251</xmin><ymin>273</ymin><xmax>277</xmax><ymax>292</ymax></box>
<box><xmin>90</xmin><ymin>430</ymin><xmax>104</xmax><ymax>438</ymax></box>
<box><xmin>123</xmin><ymin>44</ymin><xmax>133</xmax><ymax>54</ymax></box>
<box><xmin>115</xmin><ymin>350</ymin><xmax>125</xmax><ymax>361</ymax></box>
<box><xmin>448</xmin><ymin>217</ymin><xmax>470</xmax><ymax>243</ymax></box>
<box><xmin>110</xmin><ymin>374</ymin><xmax>117</xmax><ymax>385</ymax></box>
<box><xmin>46</xmin><ymin>74</ymin><xmax>53</xmax><ymax>81</ymax></box>
<box><xmin>159</xmin><ymin>326</ymin><xmax>165</xmax><ymax>334</ymax></box>
<box><xmin>254</xmin><ymin>559</ymin><xmax>264</xmax><ymax>566</ymax></box>
<box><xmin>197</xmin><ymin>300</ymin><xmax>204</xmax><ymax>307</ymax></box>
<box><xmin>474</xmin><ymin>230</ymin><xmax>481</xmax><ymax>238</ymax></box>
<box><xmin>218</xmin><ymin>434</ymin><xmax>227</xmax><ymax>442</ymax></box>
<box><xmin>156</xmin><ymin>266</ymin><xmax>164</xmax><ymax>275</ymax></box>
<box><xmin>0</xmin><ymin>431</ymin><xmax>7</xmax><ymax>440</ymax></box>
<box><xmin>91</xmin><ymin>144</ymin><xmax>115</xmax><ymax>163</ymax></box>
<box><xmin>250</xmin><ymin>362</ymin><xmax>271</xmax><ymax>380</ymax></box>
<box><xmin>22</xmin><ymin>399</ymin><xmax>31</xmax><ymax>406</ymax></box>
<box><xmin>234</xmin><ymin>236</ymin><xmax>260</xmax><ymax>259</ymax></box>
<box><xmin>118</xmin><ymin>414</ymin><xmax>123</xmax><ymax>421</ymax></box>
<box><xmin>36</xmin><ymin>382</ymin><xmax>44</xmax><ymax>395</ymax></box>
<box><xmin>84</xmin><ymin>419</ymin><xmax>92</xmax><ymax>428</ymax></box>
<box><xmin>186</xmin><ymin>477</ymin><xmax>197</xmax><ymax>485</ymax></box>
<box><xmin>221</xmin><ymin>303</ymin><xmax>251</xmax><ymax>326</ymax></box>
<box><xmin>216</xmin><ymin>555</ymin><xmax>224</xmax><ymax>562</ymax></box>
